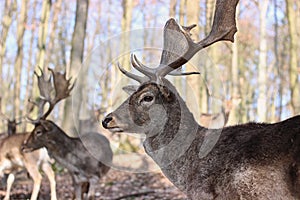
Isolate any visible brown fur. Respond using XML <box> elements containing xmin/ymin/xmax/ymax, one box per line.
<box><xmin>103</xmin><ymin>81</ymin><xmax>300</xmax><ymax>200</ymax></box>
<box><xmin>0</xmin><ymin>133</ymin><xmax>56</xmax><ymax>200</ymax></box>
<box><xmin>22</xmin><ymin>120</ymin><xmax>112</xmax><ymax>200</ymax></box>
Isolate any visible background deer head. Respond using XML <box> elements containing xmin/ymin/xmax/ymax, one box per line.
<box><xmin>24</xmin><ymin>67</ymin><xmax>74</xmax><ymax>150</ymax></box>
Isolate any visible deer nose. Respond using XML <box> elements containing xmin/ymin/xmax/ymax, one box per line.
<box><xmin>102</xmin><ymin>114</ymin><xmax>113</xmax><ymax>128</ymax></box>
<box><xmin>21</xmin><ymin>142</ymin><xmax>26</xmax><ymax>152</ymax></box>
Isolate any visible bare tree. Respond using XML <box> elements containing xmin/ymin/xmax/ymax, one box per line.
<box><xmin>63</xmin><ymin>0</ymin><xmax>89</xmax><ymax>135</ymax></box>
<box><xmin>169</xmin><ymin>0</ymin><xmax>177</xmax><ymax>18</ymax></box>
<box><xmin>228</xmin><ymin>2</ymin><xmax>240</xmax><ymax>125</ymax></box>
<box><xmin>13</xmin><ymin>0</ymin><xmax>28</xmax><ymax>124</ymax></box>
<box><xmin>257</xmin><ymin>0</ymin><xmax>269</xmax><ymax>121</ymax></box>
<box><xmin>0</xmin><ymin>0</ymin><xmax>17</xmax><ymax>119</ymax></box>
<box><xmin>36</xmin><ymin>0</ymin><xmax>51</xmax><ymax>69</ymax></box>
<box><xmin>286</xmin><ymin>0</ymin><xmax>300</xmax><ymax>114</ymax></box>
<box><xmin>45</xmin><ymin>0</ymin><xmax>63</xmax><ymax>68</ymax></box>
<box><xmin>186</xmin><ymin>0</ymin><xmax>202</xmax><ymax>122</ymax></box>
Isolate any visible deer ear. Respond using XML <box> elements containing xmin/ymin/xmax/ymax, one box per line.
<box><xmin>122</xmin><ymin>85</ymin><xmax>138</xmax><ymax>95</ymax></box>
<box><xmin>159</xmin><ymin>85</ymin><xmax>174</xmax><ymax>102</ymax></box>
<box><xmin>40</xmin><ymin>120</ymin><xmax>52</xmax><ymax>131</ymax></box>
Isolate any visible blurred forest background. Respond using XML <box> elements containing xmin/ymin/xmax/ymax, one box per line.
<box><xmin>0</xmin><ymin>0</ymin><xmax>299</xmax><ymax>138</ymax></box>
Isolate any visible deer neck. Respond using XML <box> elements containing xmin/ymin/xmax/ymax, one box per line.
<box><xmin>44</xmin><ymin>122</ymin><xmax>75</xmax><ymax>155</ymax></box>
<box><xmin>143</xmin><ymin>88</ymin><xmax>202</xmax><ymax>168</ymax></box>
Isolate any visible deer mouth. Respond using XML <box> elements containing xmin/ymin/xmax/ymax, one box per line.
<box><xmin>21</xmin><ymin>145</ymin><xmax>34</xmax><ymax>153</ymax></box>
<box><xmin>107</xmin><ymin>126</ymin><xmax>124</xmax><ymax>133</ymax></box>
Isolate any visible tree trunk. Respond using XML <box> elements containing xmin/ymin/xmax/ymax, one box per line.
<box><xmin>62</xmin><ymin>0</ymin><xmax>89</xmax><ymax>136</ymax></box>
<box><xmin>22</xmin><ymin>0</ymin><xmax>37</xmax><ymax>132</ymax></box>
<box><xmin>173</xmin><ymin>0</ymin><xmax>185</xmax><ymax>93</ymax></box>
<box><xmin>186</xmin><ymin>0</ymin><xmax>201</xmax><ymax>122</ymax></box>
<box><xmin>113</xmin><ymin>0</ymin><xmax>133</xmax><ymax>107</ymax></box>
<box><xmin>13</xmin><ymin>0</ymin><xmax>28</xmax><ymax>123</ymax></box>
<box><xmin>227</xmin><ymin>3</ymin><xmax>240</xmax><ymax>126</ymax></box>
<box><xmin>0</xmin><ymin>0</ymin><xmax>16</xmax><ymax>78</ymax></box>
<box><xmin>200</xmin><ymin>0</ymin><xmax>216</xmax><ymax>114</ymax></box>
<box><xmin>257</xmin><ymin>0</ymin><xmax>269</xmax><ymax>122</ymax></box>
<box><xmin>0</xmin><ymin>0</ymin><xmax>17</xmax><ymax>116</ymax></box>
<box><xmin>169</xmin><ymin>0</ymin><xmax>177</xmax><ymax>18</ymax></box>
<box><xmin>286</xmin><ymin>0</ymin><xmax>300</xmax><ymax>114</ymax></box>
<box><xmin>37</xmin><ymin>0</ymin><xmax>51</xmax><ymax>69</ymax></box>
<box><xmin>45</xmin><ymin>0</ymin><xmax>62</xmax><ymax>68</ymax></box>
<box><xmin>273</xmin><ymin>0</ymin><xmax>283</xmax><ymax>121</ymax></box>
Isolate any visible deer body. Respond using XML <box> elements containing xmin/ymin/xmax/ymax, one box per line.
<box><xmin>0</xmin><ymin>133</ymin><xmax>57</xmax><ymax>200</ymax></box>
<box><xmin>101</xmin><ymin>4</ymin><xmax>300</xmax><ymax>197</ymax></box>
<box><xmin>104</xmin><ymin>81</ymin><xmax>300</xmax><ymax>199</ymax></box>
<box><xmin>23</xmin><ymin>120</ymin><xmax>112</xmax><ymax>200</ymax></box>
<box><xmin>20</xmin><ymin>67</ymin><xmax>112</xmax><ymax>200</ymax></box>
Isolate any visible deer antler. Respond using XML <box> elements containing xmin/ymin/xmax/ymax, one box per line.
<box><xmin>117</xmin><ymin>55</ymin><xmax>200</xmax><ymax>84</ymax></box>
<box><xmin>119</xmin><ymin>0</ymin><xmax>239</xmax><ymax>83</ymax></box>
<box><xmin>28</xmin><ymin>67</ymin><xmax>75</xmax><ymax>122</ymax></box>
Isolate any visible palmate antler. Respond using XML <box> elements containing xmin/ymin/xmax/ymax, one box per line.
<box><xmin>28</xmin><ymin>67</ymin><xmax>75</xmax><ymax>123</ymax></box>
<box><xmin>118</xmin><ymin>0</ymin><xmax>239</xmax><ymax>83</ymax></box>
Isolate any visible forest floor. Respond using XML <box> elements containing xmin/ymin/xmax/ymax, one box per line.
<box><xmin>0</xmin><ymin>168</ymin><xmax>187</xmax><ymax>200</ymax></box>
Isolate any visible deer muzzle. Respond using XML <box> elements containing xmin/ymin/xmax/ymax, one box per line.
<box><xmin>21</xmin><ymin>142</ymin><xmax>33</xmax><ymax>153</ymax></box>
<box><xmin>102</xmin><ymin>114</ymin><xmax>113</xmax><ymax>129</ymax></box>
<box><xmin>102</xmin><ymin>113</ymin><xmax>124</xmax><ymax>132</ymax></box>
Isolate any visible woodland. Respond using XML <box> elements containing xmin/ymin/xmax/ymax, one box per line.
<box><xmin>0</xmin><ymin>0</ymin><xmax>299</xmax><ymax>199</ymax></box>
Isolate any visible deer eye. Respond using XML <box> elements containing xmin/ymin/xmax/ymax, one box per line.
<box><xmin>35</xmin><ymin>130</ymin><xmax>43</xmax><ymax>136</ymax></box>
<box><xmin>143</xmin><ymin>96</ymin><xmax>154</xmax><ymax>102</ymax></box>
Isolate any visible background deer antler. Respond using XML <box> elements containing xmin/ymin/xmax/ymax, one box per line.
<box><xmin>28</xmin><ymin>67</ymin><xmax>75</xmax><ymax>122</ymax></box>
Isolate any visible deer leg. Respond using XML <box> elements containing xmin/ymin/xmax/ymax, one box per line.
<box><xmin>87</xmin><ymin>178</ymin><xmax>98</xmax><ymax>200</ymax></box>
<box><xmin>74</xmin><ymin>183</ymin><xmax>82</xmax><ymax>200</ymax></box>
<box><xmin>71</xmin><ymin>175</ymin><xmax>82</xmax><ymax>200</ymax></box>
<box><xmin>25</xmin><ymin>163</ymin><xmax>42</xmax><ymax>200</ymax></box>
<box><xmin>41</xmin><ymin>162</ymin><xmax>57</xmax><ymax>200</ymax></box>
<box><xmin>3</xmin><ymin>173</ymin><xmax>15</xmax><ymax>200</ymax></box>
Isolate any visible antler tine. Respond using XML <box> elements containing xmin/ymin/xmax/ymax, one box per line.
<box><xmin>33</xmin><ymin>67</ymin><xmax>56</xmax><ymax>120</ymax></box>
<box><xmin>26</xmin><ymin>98</ymin><xmax>47</xmax><ymax>123</ymax></box>
<box><xmin>169</xmin><ymin>71</ymin><xmax>200</xmax><ymax>76</ymax></box>
<box><xmin>119</xmin><ymin>56</ymin><xmax>199</xmax><ymax>83</ymax></box>
<box><xmin>132</xmin><ymin>53</ymin><xmax>201</xmax><ymax>77</ymax></box>
<box><xmin>156</xmin><ymin>0</ymin><xmax>239</xmax><ymax>78</ymax></box>
<box><xmin>35</xmin><ymin>67</ymin><xmax>53</xmax><ymax>101</ymax></box>
<box><xmin>38</xmin><ymin>68</ymin><xmax>72</xmax><ymax>120</ymax></box>
<box><xmin>48</xmin><ymin>67</ymin><xmax>75</xmax><ymax>106</ymax></box>
<box><xmin>130</xmin><ymin>54</ymin><xmax>155</xmax><ymax>79</ymax></box>
<box><xmin>117</xmin><ymin>63</ymin><xmax>146</xmax><ymax>83</ymax></box>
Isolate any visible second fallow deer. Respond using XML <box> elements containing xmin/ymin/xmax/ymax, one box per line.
<box><xmin>22</xmin><ymin>68</ymin><xmax>113</xmax><ymax>200</ymax></box>
<box><xmin>0</xmin><ymin>98</ymin><xmax>23</xmax><ymax>136</ymax></box>
<box><xmin>0</xmin><ymin>133</ymin><xmax>57</xmax><ymax>200</ymax></box>
<box><xmin>102</xmin><ymin>0</ymin><xmax>300</xmax><ymax>199</ymax></box>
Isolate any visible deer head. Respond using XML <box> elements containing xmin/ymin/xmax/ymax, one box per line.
<box><xmin>23</xmin><ymin>67</ymin><xmax>75</xmax><ymax>151</ymax></box>
<box><xmin>0</xmin><ymin>98</ymin><xmax>23</xmax><ymax>135</ymax></box>
<box><xmin>102</xmin><ymin>0</ymin><xmax>239</xmax><ymax>138</ymax></box>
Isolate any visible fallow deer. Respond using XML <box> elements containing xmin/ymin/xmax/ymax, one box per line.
<box><xmin>0</xmin><ymin>99</ymin><xmax>57</xmax><ymax>200</ymax></box>
<box><xmin>0</xmin><ymin>98</ymin><xmax>23</xmax><ymax>136</ymax></box>
<box><xmin>0</xmin><ymin>133</ymin><xmax>57</xmax><ymax>200</ymax></box>
<box><xmin>22</xmin><ymin>68</ymin><xmax>113</xmax><ymax>200</ymax></box>
<box><xmin>102</xmin><ymin>0</ymin><xmax>300</xmax><ymax>199</ymax></box>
